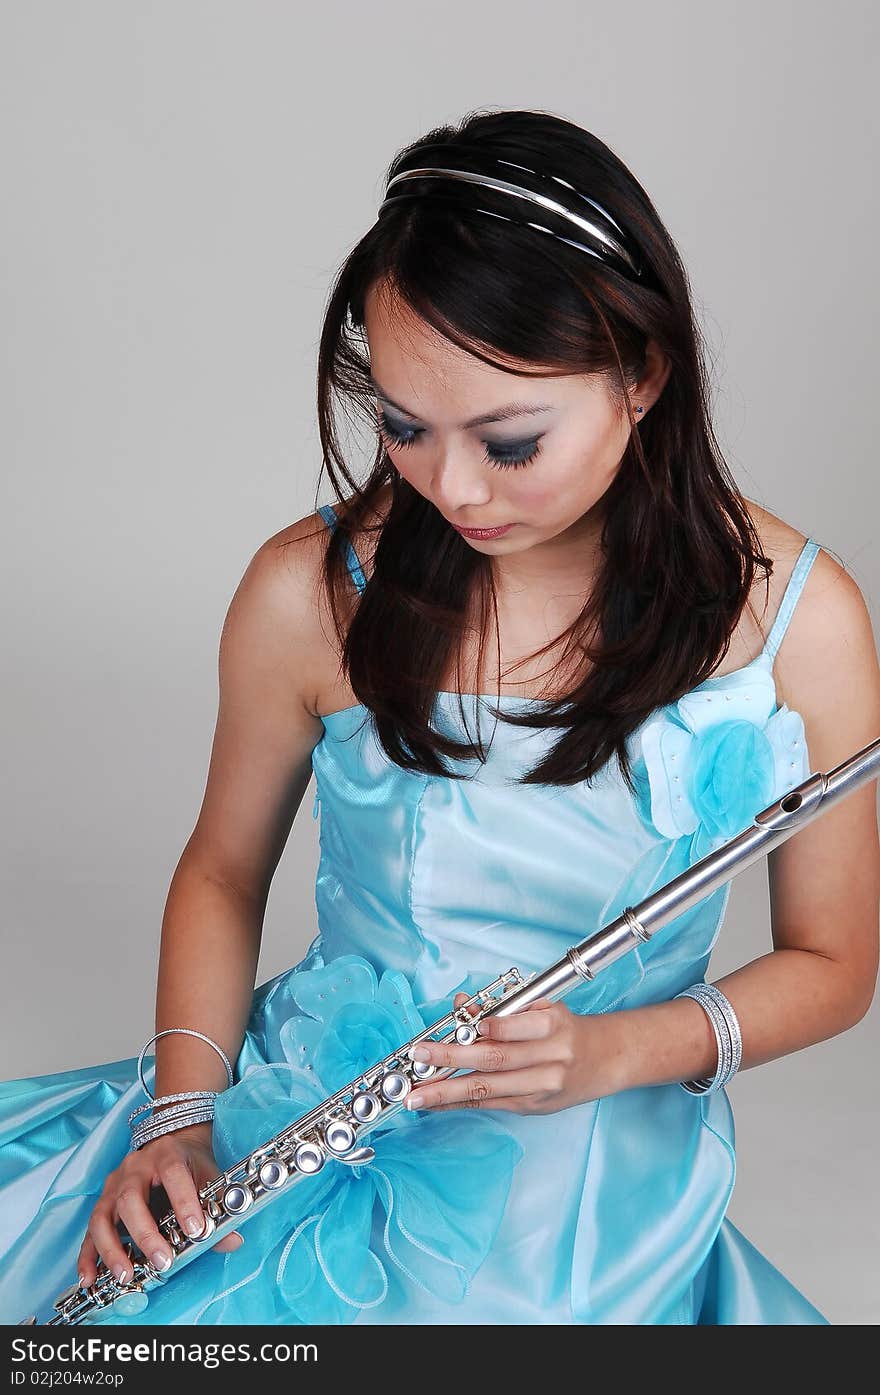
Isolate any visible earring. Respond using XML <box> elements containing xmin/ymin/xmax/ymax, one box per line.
<box><xmin>635</xmin><ymin>405</ymin><xmax>644</xmax><ymax>415</ymax></box>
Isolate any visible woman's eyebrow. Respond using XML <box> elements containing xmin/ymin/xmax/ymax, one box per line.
<box><xmin>368</xmin><ymin>374</ymin><xmax>556</xmax><ymax>428</ymax></box>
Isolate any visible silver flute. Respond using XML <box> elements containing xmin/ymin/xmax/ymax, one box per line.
<box><xmin>22</xmin><ymin>733</ymin><xmax>880</xmax><ymax>1326</ymax></box>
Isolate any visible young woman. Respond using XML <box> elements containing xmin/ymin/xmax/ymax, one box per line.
<box><xmin>2</xmin><ymin>109</ymin><xmax>879</xmax><ymax>1326</ymax></box>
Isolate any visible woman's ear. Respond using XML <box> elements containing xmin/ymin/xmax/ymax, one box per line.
<box><xmin>631</xmin><ymin>338</ymin><xmax>672</xmax><ymax>418</ymax></box>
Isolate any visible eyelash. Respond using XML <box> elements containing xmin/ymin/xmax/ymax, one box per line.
<box><xmin>377</xmin><ymin>411</ymin><xmax>543</xmax><ymax>471</ymax></box>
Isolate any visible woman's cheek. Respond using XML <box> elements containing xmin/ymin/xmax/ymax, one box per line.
<box><xmin>511</xmin><ymin>474</ymin><xmax>555</xmax><ymax>510</ymax></box>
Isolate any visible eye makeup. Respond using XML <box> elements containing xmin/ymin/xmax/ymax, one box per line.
<box><xmin>376</xmin><ymin>409</ymin><xmax>543</xmax><ymax>471</ymax></box>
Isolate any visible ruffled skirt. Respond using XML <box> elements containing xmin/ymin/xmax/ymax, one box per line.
<box><xmin>0</xmin><ymin>951</ymin><xmax>829</xmax><ymax>1326</ymax></box>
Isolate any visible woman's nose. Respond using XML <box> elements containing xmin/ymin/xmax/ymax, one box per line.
<box><xmin>429</xmin><ymin>446</ymin><xmax>494</xmax><ymax>514</ymax></box>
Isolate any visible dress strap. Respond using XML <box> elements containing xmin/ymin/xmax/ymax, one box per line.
<box><xmin>762</xmin><ymin>538</ymin><xmax>821</xmax><ymax>664</ymax></box>
<box><xmin>317</xmin><ymin>502</ymin><xmax>367</xmax><ymax>595</ymax></box>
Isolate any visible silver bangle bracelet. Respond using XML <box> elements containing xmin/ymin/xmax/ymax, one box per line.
<box><xmin>130</xmin><ymin>1107</ymin><xmax>216</xmax><ymax>1151</ymax></box>
<box><xmin>675</xmin><ymin>983</ymin><xmax>743</xmax><ymax>1095</ymax></box>
<box><xmin>691</xmin><ymin>989</ymin><xmax>733</xmax><ymax>1090</ymax></box>
<box><xmin>131</xmin><ymin>1117</ymin><xmax>213</xmax><ymax>1147</ymax></box>
<box><xmin>128</xmin><ymin>1090</ymin><xmax>218</xmax><ymax>1127</ymax></box>
<box><xmin>131</xmin><ymin>1098</ymin><xmax>216</xmax><ymax>1130</ymax></box>
<box><xmin>677</xmin><ymin>983</ymin><xmax>742</xmax><ymax>1093</ymax></box>
<box><xmin>136</xmin><ymin>1028</ymin><xmax>235</xmax><ymax>1101</ymax></box>
<box><xmin>700</xmin><ymin>982</ymin><xmax>743</xmax><ymax>1083</ymax></box>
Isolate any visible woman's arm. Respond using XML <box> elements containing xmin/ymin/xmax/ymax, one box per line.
<box><xmin>604</xmin><ymin>552</ymin><xmax>880</xmax><ymax>1093</ymax></box>
<box><xmin>407</xmin><ymin>552</ymin><xmax>880</xmax><ymax>1112</ymax></box>
<box><xmin>79</xmin><ymin>516</ymin><xmax>330</xmax><ymax>1284</ymax></box>
<box><xmin>152</xmin><ymin>520</ymin><xmax>328</xmax><ymax>1097</ymax></box>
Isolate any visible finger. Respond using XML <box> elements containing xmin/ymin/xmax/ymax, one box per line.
<box><xmin>76</xmin><ymin>1233</ymin><xmax>100</xmax><ymax>1288</ymax></box>
<box><xmin>186</xmin><ymin>1166</ymin><xmax>243</xmax><ymax>1252</ymax></box>
<box><xmin>416</xmin><ymin>1012</ymin><xmax>552</xmax><ymax>1068</ymax></box>
<box><xmin>452</xmin><ymin>992</ymin><xmax>554</xmax><ymax>1026</ymax></box>
<box><xmin>115</xmin><ymin>1184</ymin><xmax>176</xmax><ymax>1274</ymax></box>
<box><xmin>86</xmin><ymin>1201</ymin><xmax>139</xmax><ymax>1286</ymax></box>
<box><xmin>185</xmin><ymin>1157</ymin><xmax>244</xmax><ymax>1255</ymax></box>
<box><xmin>408</xmin><ymin>1066</ymin><xmax>551</xmax><ymax>1111</ymax></box>
<box><xmin>212</xmin><ymin>1230</ymin><xmax>244</xmax><ymax>1253</ymax></box>
<box><xmin>453</xmin><ymin>991</ymin><xmax>481</xmax><ymax>1018</ymax></box>
<box><xmin>409</xmin><ymin>1036</ymin><xmax>545</xmax><ymax>1076</ymax></box>
<box><xmin>429</xmin><ymin>1096</ymin><xmax>523</xmax><ymax>1113</ymax></box>
<box><xmin>146</xmin><ymin>1160</ymin><xmax>241</xmax><ymax>1256</ymax></box>
<box><xmin>158</xmin><ymin>1158</ymin><xmax>213</xmax><ymax>1242</ymax></box>
<box><xmin>478</xmin><ymin>1002</ymin><xmax>556</xmax><ymax>1040</ymax></box>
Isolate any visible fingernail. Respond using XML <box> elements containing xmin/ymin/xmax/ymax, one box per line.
<box><xmin>406</xmin><ymin>1093</ymin><xmax>421</xmax><ymax>1110</ymax></box>
<box><xmin>185</xmin><ymin>1214</ymin><xmax>206</xmax><ymax>1237</ymax></box>
<box><xmin>228</xmin><ymin>1231</ymin><xmax>244</xmax><ymax>1249</ymax></box>
<box><xmin>112</xmin><ymin>1263</ymin><xmax>130</xmax><ymax>1284</ymax></box>
<box><xmin>151</xmin><ymin>1250</ymin><xmax>173</xmax><ymax>1272</ymax></box>
<box><xmin>411</xmin><ymin>1045</ymin><xmax>431</xmax><ymax>1061</ymax></box>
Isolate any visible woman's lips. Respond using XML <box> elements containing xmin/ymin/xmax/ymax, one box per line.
<box><xmin>452</xmin><ymin>523</ymin><xmax>514</xmax><ymax>539</ymax></box>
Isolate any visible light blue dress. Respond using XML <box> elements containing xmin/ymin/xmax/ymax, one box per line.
<box><xmin>0</xmin><ymin>512</ymin><xmax>830</xmax><ymax>1325</ymax></box>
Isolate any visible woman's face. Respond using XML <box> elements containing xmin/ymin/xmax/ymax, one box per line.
<box><xmin>363</xmin><ymin>281</ymin><xmax>662</xmax><ymax>578</ymax></box>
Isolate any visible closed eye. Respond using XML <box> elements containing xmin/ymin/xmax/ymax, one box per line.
<box><xmin>377</xmin><ymin>410</ymin><xmax>543</xmax><ymax>471</ymax></box>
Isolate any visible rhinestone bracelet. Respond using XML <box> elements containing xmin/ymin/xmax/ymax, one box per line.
<box><xmin>677</xmin><ymin>983</ymin><xmax>742</xmax><ymax>1093</ymax></box>
<box><xmin>128</xmin><ymin>1090</ymin><xmax>218</xmax><ymax>1127</ymax></box>
<box><xmin>131</xmin><ymin>1104</ymin><xmax>215</xmax><ymax>1141</ymax></box>
<box><xmin>692</xmin><ymin>988</ymin><xmax>733</xmax><ymax>1089</ymax></box>
<box><xmin>130</xmin><ymin>1106</ymin><xmax>217</xmax><ymax>1151</ymax></box>
<box><xmin>701</xmin><ymin>982</ymin><xmax>743</xmax><ymax>1082</ymax></box>
<box><xmin>675</xmin><ymin>983</ymin><xmax>743</xmax><ymax>1095</ymax></box>
<box><xmin>677</xmin><ymin>985</ymin><xmax>733</xmax><ymax>1093</ymax></box>
<box><xmin>131</xmin><ymin>1097</ymin><xmax>217</xmax><ymax>1131</ymax></box>
<box><xmin>130</xmin><ymin>1026</ymin><xmax>234</xmax><ymax>1152</ymax></box>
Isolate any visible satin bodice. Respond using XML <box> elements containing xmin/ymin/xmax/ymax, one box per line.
<box><xmin>310</xmin><ymin>504</ymin><xmax>817</xmax><ymax>1024</ymax></box>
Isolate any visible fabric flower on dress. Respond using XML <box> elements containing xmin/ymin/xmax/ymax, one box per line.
<box><xmin>194</xmin><ymin>955</ymin><xmax>523</xmax><ymax>1325</ymax></box>
<box><xmin>633</xmin><ymin>660</ymin><xmax>810</xmax><ymax>862</ymax></box>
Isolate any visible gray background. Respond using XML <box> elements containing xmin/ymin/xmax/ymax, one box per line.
<box><xmin>2</xmin><ymin>1</ymin><xmax>877</xmax><ymax>1324</ymax></box>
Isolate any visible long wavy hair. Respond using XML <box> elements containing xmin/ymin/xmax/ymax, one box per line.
<box><xmin>310</xmin><ymin>107</ymin><xmax>773</xmax><ymax>796</ymax></box>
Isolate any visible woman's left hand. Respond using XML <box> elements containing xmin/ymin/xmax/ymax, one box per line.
<box><xmin>405</xmin><ymin>992</ymin><xmax>628</xmax><ymax>1115</ymax></box>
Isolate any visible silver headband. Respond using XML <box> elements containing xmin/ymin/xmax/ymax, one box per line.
<box><xmin>378</xmin><ymin>155</ymin><xmax>643</xmax><ymax>280</ymax></box>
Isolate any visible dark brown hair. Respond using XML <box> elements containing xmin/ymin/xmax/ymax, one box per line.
<box><xmin>311</xmin><ymin>107</ymin><xmax>773</xmax><ymax>796</ymax></box>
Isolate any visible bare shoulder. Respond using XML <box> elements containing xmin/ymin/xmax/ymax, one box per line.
<box><xmin>742</xmin><ymin>498</ymin><xmax>861</xmax><ymax>643</ymax></box>
<box><xmin>265</xmin><ymin>483</ymin><xmax>394</xmax><ymax>581</ymax></box>
<box><xmin>742</xmin><ymin>497</ymin><xmax>880</xmax><ymax>723</ymax></box>
<box><xmin>250</xmin><ymin>484</ymin><xmax>395</xmax><ymax>717</ymax></box>
<box><xmin>744</xmin><ymin>494</ymin><xmax>869</xmax><ymax>597</ymax></box>
<box><xmin>223</xmin><ymin>510</ymin><xmax>337</xmax><ymax>719</ymax></box>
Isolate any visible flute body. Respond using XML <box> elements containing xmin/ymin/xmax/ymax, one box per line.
<box><xmin>22</xmin><ymin>734</ymin><xmax>880</xmax><ymax>1326</ymax></box>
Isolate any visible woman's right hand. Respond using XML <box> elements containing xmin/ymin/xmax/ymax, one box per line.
<box><xmin>77</xmin><ymin>1122</ymin><xmax>243</xmax><ymax>1288</ymax></box>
